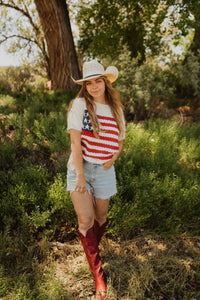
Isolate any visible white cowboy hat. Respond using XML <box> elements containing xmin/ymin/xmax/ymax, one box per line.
<box><xmin>72</xmin><ymin>60</ymin><xmax>118</xmax><ymax>85</ymax></box>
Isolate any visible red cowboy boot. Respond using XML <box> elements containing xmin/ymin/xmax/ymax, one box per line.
<box><xmin>94</xmin><ymin>219</ymin><xmax>108</xmax><ymax>245</ymax></box>
<box><xmin>79</xmin><ymin>227</ymin><xmax>107</xmax><ymax>300</ymax></box>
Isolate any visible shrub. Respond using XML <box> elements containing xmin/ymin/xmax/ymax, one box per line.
<box><xmin>172</xmin><ymin>51</ymin><xmax>200</xmax><ymax>105</ymax></box>
<box><xmin>0</xmin><ymin>141</ymin><xmax>15</xmax><ymax>169</ymax></box>
<box><xmin>1</xmin><ymin>86</ymin><xmax>200</xmax><ymax>238</ymax></box>
<box><xmin>32</xmin><ymin>111</ymin><xmax>69</xmax><ymax>153</ymax></box>
<box><xmin>114</xmin><ymin>47</ymin><xmax>200</xmax><ymax>120</ymax></box>
<box><xmin>108</xmin><ymin>120</ymin><xmax>200</xmax><ymax>236</ymax></box>
<box><xmin>115</xmin><ymin>47</ymin><xmax>176</xmax><ymax>121</ymax></box>
<box><xmin>47</xmin><ymin>173</ymin><xmax>77</xmax><ymax>228</ymax></box>
<box><xmin>0</xmin><ymin>89</ymin><xmax>76</xmax><ymax>240</ymax></box>
<box><xmin>0</xmin><ymin>66</ymin><xmax>33</xmax><ymax>92</ymax></box>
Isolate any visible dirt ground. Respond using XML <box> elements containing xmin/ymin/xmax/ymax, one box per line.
<box><xmin>50</xmin><ymin>233</ymin><xmax>200</xmax><ymax>299</ymax></box>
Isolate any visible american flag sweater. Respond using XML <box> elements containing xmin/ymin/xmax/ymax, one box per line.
<box><xmin>67</xmin><ymin>98</ymin><xmax>125</xmax><ymax>167</ymax></box>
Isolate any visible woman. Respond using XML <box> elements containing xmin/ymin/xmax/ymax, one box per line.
<box><xmin>67</xmin><ymin>60</ymin><xmax>125</xmax><ymax>299</ymax></box>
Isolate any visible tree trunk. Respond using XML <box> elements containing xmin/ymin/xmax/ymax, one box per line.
<box><xmin>34</xmin><ymin>0</ymin><xmax>80</xmax><ymax>90</ymax></box>
<box><xmin>190</xmin><ymin>18</ymin><xmax>200</xmax><ymax>57</ymax></box>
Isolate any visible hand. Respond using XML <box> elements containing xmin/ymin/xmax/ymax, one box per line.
<box><xmin>75</xmin><ymin>174</ymin><xmax>86</xmax><ymax>193</ymax></box>
<box><xmin>102</xmin><ymin>158</ymin><xmax>115</xmax><ymax>169</ymax></box>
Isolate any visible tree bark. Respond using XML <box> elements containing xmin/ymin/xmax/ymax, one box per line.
<box><xmin>34</xmin><ymin>0</ymin><xmax>80</xmax><ymax>90</ymax></box>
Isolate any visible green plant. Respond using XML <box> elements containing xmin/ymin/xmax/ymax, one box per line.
<box><xmin>0</xmin><ymin>234</ymin><xmax>73</xmax><ymax>299</ymax></box>
<box><xmin>108</xmin><ymin>120</ymin><xmax>200</xmax><ymax>236</ymax></box>
<box><xmin>115</xmin><ymin>47</ymin><xmax>176</xmax><ymax>120</ymax></box>
<box><xmin>115</xmin><ymin>48</ymin><xmax>200</xmax><ymax>120</ymax></box>
<box><xmin>0</xmin><ymin>66</ymin><xmax>33</xmax><ymax>92</ymax></box>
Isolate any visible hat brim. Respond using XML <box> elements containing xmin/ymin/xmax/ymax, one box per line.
<box><xmin>71</xmin><ymin>74</ymin><xmax>104</xmax><ymax>85</ymax></box>
<box><xmin>72</xmin><ymin>66</ymin><xmax>118</xmax><ymax>86</ymax></box>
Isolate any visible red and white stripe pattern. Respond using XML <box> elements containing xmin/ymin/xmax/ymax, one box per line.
<box><xmin>81</xmin><ymin>109</ymin><xmax>119</xmax><ymax>161</ymax></box>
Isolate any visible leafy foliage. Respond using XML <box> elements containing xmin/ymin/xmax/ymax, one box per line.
<box><xmin>113</xmin><ymin>47</ymin><xmax>200</xmax><ymax>120</ymax></box>
<box><xmin>0</xmin><ymin>89</ymin><xmax>77</xmax><ymax>238</ymax></box>
<box><xmin>1</xmin><ymin>87</ymin><xmax>200</xmax><ymax>241</ymax></box>
<box><xmin>0</xmin><ymin>0</ymin><xmax>48</xmax><ymax>70</ymax></box>
<box><xmin>0</xmin><ymin>88</ymin><xmax>78</xmax><ymax>298</ymax></box>
<box><xmin>76</xmin><ymin>0</ymin><xmax>167</xmax><ymax>61</ymax></box>
<box><xmin>76</xmin><ymin>0</ymin><xmax>200</xmax><ymax>63</ymax></box>
<box><xmin>1</xmin><ymin>85</ymin><xmax>200</xmax><ymax>297</ymax></box>
<box><xmin>0</xmin><ymin>66</ymin><xmax>34</xmax><ymax>92</ymax></box>
<box><xmin>108</xmin><ymin>120</ymin><xmax>200</xmax><ymax>236</ymax></box>
<box><xmin>165</xmin><ymin>0</ymin><xmax>200</xmax><ymax>56</ymax></box>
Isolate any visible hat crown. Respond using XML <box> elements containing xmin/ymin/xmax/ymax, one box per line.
<box><xmin>71</xmin><ymin>60</ymin><xmax>118</xmax><ymax>85</ymax></box>
<box><xmin>83</xmin><ymin>60</ymin><xmax>104</xmax><ymax>79</ymax></box>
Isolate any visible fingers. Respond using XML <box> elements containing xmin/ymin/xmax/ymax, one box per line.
<box><xmin>75</xmin><ymin>185</ymin><xmax>86</xmax><ymax>193</ymax></box>
<box><xmin>75</xmin><ymin>177</ymin><xmax>87</xmax><ymax>193</ymax></box>
<box><xmin>103</xmin><ymin>162</ymin><xmax>112</xmax><ymax>169</ymax></box>
<box><xmin>102</xmin><ymin>158</ymin><xmax>114</xmax><ymax>169</ymax></box>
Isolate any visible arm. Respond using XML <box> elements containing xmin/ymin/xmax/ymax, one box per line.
<box><xmin>69</xmin><ymin>129</ymin><xmax>86</xmax><ymax>193</ymax></box>
<box><xmin>103</xmin><ymin>140</ymin><xmax>123</xmax><ymax>170</ymax></box>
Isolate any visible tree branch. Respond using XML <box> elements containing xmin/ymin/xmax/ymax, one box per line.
<box><xmin>1</xmin><ymin>33</ymin><xmax>36</xmax><ymax>45</ymax></box>
<box><xmin>0</xmin><ymin>0</ymin><xmax>49</xmax><ymax>64</ymax></box>
<box><xmin>0</xmin><ymin>0</ymin><xmax>50</xmax><ymax>77</ymax></box>
<box><xmin>0</xmin><ymin>0</ymin><xmax>40</xmax><ymax>36</ymax></box>
<box><xmin>1</xmin><ymin>33</ymin><xmax>48</xmax><ymax>60</ymax></box>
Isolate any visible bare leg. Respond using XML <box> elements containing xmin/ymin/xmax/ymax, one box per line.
<box><xmin>94</xmin><ymin>197</ymin><xmax>110</xmax><ymax>226</ymax></box>
<box><xmin>71</xmin><ymin>190</ymin><xmax>94</xmax><ymax>236</ymax></box>
<box><xmin>71</xmin><ymin>191</ymin><xmax>107</xmax><ymax>299</ymax></box>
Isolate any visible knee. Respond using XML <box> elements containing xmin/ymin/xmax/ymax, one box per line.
<box><xmin>78</xmin><ymin>215</ymin><xmax>94</xmax><ymax>232</ymax></box>
<box><xmin>95</xmin><ymin>215</ymin><xmax>107</xmax><ymax>227</ymax></box>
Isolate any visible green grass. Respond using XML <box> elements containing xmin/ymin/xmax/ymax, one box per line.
<box><xmin>1</xmin><ymin>88</ymin><xmax>200</xmax><ymax>298</ymax></box>
<box><xmin>0</xmin><ymin>235</ymin><xmax>73</xmax><ymax>299</ymax></box>
<box><xmin>109</xmin><ymin>120</ymin><xmax>200</xmax><ymax>236</ymax></box>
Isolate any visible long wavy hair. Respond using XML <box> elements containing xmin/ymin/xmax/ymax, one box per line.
<box><xmin>68</xmin><ymin>76</ymin><xmax>124</xmax><ymax>137</ymax></box>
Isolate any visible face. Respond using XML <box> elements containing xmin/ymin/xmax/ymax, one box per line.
<box><xmin>85</xmin><ymin>77</ymin><xmax>106</xmax><ymax>102</ymax></box>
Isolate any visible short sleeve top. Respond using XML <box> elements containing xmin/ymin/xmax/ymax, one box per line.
<box><xmin>67</xmin><ymin>97</ymin><xmax>125</xmax><ymax>167</ymax></box>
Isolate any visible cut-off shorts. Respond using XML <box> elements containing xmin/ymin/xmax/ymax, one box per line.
<box><xmin>67</xmin><ymin>160</ymin><xmax>117</xmax><ymax>200</ymax></box>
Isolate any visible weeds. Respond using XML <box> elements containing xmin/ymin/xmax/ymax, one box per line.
<box><xmin>109</xmin><ymin>120</ymin><xmax>200</xmax><ymax>236</ymax></box>
<box><xmin>0</xmin><ymin>234</ymin><xmax>73</xmax><ymax>299</ymax></box>
<box><xmin>51</xmin><ymin>236</ymin><xmax>200</xmax><ymax>299</ymax></box>
<box><xmin>1</xmin><ymin>88</ymin><xmax>200</xmax><ymax>298</ymax></box>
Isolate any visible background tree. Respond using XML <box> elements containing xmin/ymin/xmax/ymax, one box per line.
<box><xmin>0</xmin><ymin>0</ymin><xmax>80</xmax><ymax>90</ymax></box>
<box><xmin>0</xmin><ymin>0</ymin><xmax>49</xmax><ymax>76</ymax></box>
<box><xmin>166</xmin><ymin>0</ymin><xmax>200</xmax><ymax>58</ymax></box>
<box><xmin>188</xmin><ymin>1</ymin><xmax>200</xmax><ymax>57</ymax></box>
<box><xmin>76</xmin><ymin>0</ymin><xmax>169</xmax><ymax>63</ymax></box>
<box><xmin>76</xmin><ymin>0</ymin><xmax>200</xmax><ymax>64</ymax></box>
<box><xmin>34</xmin><ymin>0</ymin><xmax>80</xmax><ymax>90</ymax></box>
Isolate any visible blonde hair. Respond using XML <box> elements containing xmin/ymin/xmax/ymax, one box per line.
<box><xmin>68</xmin><ymin>76</ymin><xmax>124</xmax><ymax>137</ymax></box>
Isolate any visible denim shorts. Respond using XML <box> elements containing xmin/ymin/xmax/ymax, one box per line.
<box><xmin>67</xmin><ymin>160</ymin><xmax>117</xmax><ymax>200</ymax></box>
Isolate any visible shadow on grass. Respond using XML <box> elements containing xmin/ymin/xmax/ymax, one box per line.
<box><xmin>0</xmin><ymin>237</ymin><xmax>74</xmax><ymax>299</ymax></box>
<box><xmin>101</xmin><ymin>236</ymin><xmax>200</xmax><ymax>299</ymax></box>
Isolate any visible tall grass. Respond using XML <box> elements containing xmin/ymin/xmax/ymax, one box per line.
<box><xmin>109</xmin><ymin>120</ymin><xmax>200</xmax><ymax>236</ymax></box>
<box><xmin>0</xmin><ymin>89</ymin><xmax>77</xmax><ymax>298</ymax></box>
<box><xmin>1</xmin><ymin>89</ymin><xmax>200</xmax><ymax>238</ymax></box>
<box><xmin>1</xmin><ymin>88</ymin><xmax>200</xmax><ymax>297</ymax></box>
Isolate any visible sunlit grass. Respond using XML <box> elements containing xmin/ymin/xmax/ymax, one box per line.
<box><xmin>110</xmin><ymin>119</ymin><xmax>200</xmax><ymax>236</ymax></box>
<box><xmin>1</xmin><ymin>89</ymin><xmax>200</xmax><ymax>298</ymax></box>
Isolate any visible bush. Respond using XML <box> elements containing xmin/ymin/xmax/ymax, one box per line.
<box><xmin>0</xmin><ymin>89</ymin><xmax>76</xmax><ymax>240</ymax></box>
<box><xmin>0</xmin><ymin>89</ymin><xmax>76</xmax><ymax>298</ymax></box>
<box><xmin>115</xmin><ymin>47</ymin><xmax>200</xmax><ymax>121</ymax></box>
<box><xmin>1</xmin><ymin>84</ymin><xmax>200</xmax><ymax>297</ymax></box>
<box><xmin>173</xmin><ymin>51</ymin><xmax>200</xmax><ymax>104</ymax></box>
<box><xmin>115</xmin><ymin>47</ymin><xmax>176</xmax><ymax>120</ymax></box>
<box><xmin>108</xmin><ymin>120</ymin><xmax>200</xmax><ymax>236</ymax></box>
<box><xmin>0</xmin><ymin>66</ymin><xmax>33</xmax><ymax>92</ymax></box>
<box><xmin>1</xmin><ymin>86</ymin><xmax>200</xmax><ymax>238</ymax></box>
